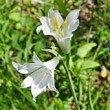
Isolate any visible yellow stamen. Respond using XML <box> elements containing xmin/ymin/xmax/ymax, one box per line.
<box><xmin>58</xmin><ymin>33</ymin><xmax>62</xmax><ymax>37</ymax></box>
<box><xmin>60</xmin><ymin>20</ymin><xmax>68</xmax><ymax>30</ymax></box>
<box><xmin>52</xmin><ymin>16</ymin><xmax>58</xmax><ymax>32</ymax></box>
<box><xmin>53</xmin><ymin>16</ymin><xmax>58</xmax><ymax>29</ymax></box>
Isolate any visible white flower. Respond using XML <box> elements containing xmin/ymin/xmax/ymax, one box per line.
<box><xmin>36</xmin><ymin>8</ymin><xmax>80</xmax><ymax>53</ymax></box>
<box><xmin>12</xmin><ymin>54</ymin><xmax>59</xmax><ymax>101</ymax></box>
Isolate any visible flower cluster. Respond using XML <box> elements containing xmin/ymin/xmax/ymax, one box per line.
<box><xmin>12</xmin><ymin>8</ymin><xmax>79</xmax><ymax>102</ymax></box>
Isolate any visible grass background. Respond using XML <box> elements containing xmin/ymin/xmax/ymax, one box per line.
<box><xmin>0</xmin><ymin>0</ymin><xmax>110</xmax><ymax>110</ymax></box>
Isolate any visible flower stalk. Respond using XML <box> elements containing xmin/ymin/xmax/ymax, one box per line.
<box><xmin>62</xmin><ymin>61</ymin><xmax>80</xmax><ymax>110</ymax></box>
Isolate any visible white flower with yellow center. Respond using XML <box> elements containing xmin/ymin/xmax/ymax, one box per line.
<box><xmin>12</xmin><ymin>54</ymin><xmax>59</xmax><ymax>101</ymax></box>
<box><xmin>36</xmin><ymin>8</ymin><xmax>80</xmax><ymax>53</ymax></box>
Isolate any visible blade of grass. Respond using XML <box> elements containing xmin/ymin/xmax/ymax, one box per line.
<box><xmin>54</xmin><ymin>0</ymin><xmax>68</xmax><ymax>16</ymax></box>
<box><xmin>2</xmin><ymin>74</ymin><xmax>37</xmax><ymax>109</ymax></box>
<box><xmin>24</xmin><ymin>25</ymin><xmax>36</xmax><ymax>62</ymax></box>
<box><xmin>106</xmin><ymin>97</ymin><xmax>110</xmax><ymax>110</ymax></box>
<box><xmin>79</xmin><ymin>80</ymin><xmax>82</xmax><ymax>102</ymax></box>
<box><xmin>88</xmin><ymin>82</ymin><xmax>94</xmax><ymax>110</ymax></box>
<box><xmin>93</xmin><ymin>87</ymin><xmax>104</xmax><ymax>106</ymax></box>
<box><xmin>93</xmin><ymin>39</ymin><xmax>105</xmax><ymax>61</ymax></box>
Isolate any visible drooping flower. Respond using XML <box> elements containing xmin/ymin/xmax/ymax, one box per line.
<box><xmin>12</xmin><ymin>54</ymin><xmax>59</xmax><ymax>101</ymax></box>
<box><xmin>36</xmin><ymin>8</ymin><xmax>80</xmax><ymax>53</ymax></box>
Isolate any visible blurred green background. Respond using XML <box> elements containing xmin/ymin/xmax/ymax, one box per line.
<box><xmin>0</xmin><ymin>0</ymin><xmax>110</xmax><ymax>110</ymax></box>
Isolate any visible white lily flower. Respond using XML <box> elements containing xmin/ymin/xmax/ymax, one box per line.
<box><xmin>36</xmin><ymin>8</ymin><xmax>80</xmax><ymax>53</ymax></box>
<box><xmin>12</xmin><ymin>54</ymin><xmax>59</xmax><ymax>102</ymax></box>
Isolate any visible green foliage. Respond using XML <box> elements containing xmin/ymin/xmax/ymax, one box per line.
<box><xmin>78</xmin><ymin>42</ymin><xmax>97</xmax><ymax>58</ymax></box>
<box><xmin>9</xmin><ymin>12</ymin><xmax>21</xmax><ymax>21</ymax></box>
<box><xmin>0</xmin><ymin>0</ymin><xmax>110</xmax><ymax>110</ymax></box>
<box><xmin>81</xmin><ymin>60</ymin><xmax>100</xmax><ymax>70</ymax></box>
<box><xmin>54</xmin><ymin>0</ymin><xmax>68</xmax><ymax>16</ymax></box>
<box><xmin>42</xmin><ymin>49</ymin><xmax>58</xmax><ymax>56</ymax></box>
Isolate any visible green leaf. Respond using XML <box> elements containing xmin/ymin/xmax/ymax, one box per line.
<box><xmin>54</xmin><ymin>98</ymin><xmax>64</xmax><ymax>110</ymax></box>
<box><xmin>2</xmin><ymin>20</ymin><xmax>9</xmax><ymax>34</ymax></box>
<box><xmin>47</xmin><ymin>101</ymin><xmax>55</xmax><ymax>110</ymax></box>
<box><xmin>12</xmin><ymin>31</ymin><xmax>22</xmax><ymax>50</ymax></box>
<box><xmin>78</xmin><ymin>42</ymin><xmax>97</xmax><ymax>58</ymax></box>
<box><xmin>81</xmin><ymin>60</ymin><xmax>100</xmax><ymax>69</ymax></box>
<box><xmin>16</xmin><ymin>22</ymin><xmax>22</xmax><ymax>29</ymax></box>
<box><xmin>34</xmin><ymin>41</ymin><xmax>45</xmax><ymax>54</ymax></box>
<box><xmin>42</xmin><ymin>49</ymin><xmax>58</xmax><ymax>56</ymax></box>
<box><xmin>9</xmin><ymin>12</ymin><xmax>20</xmax><ymax>21</ymax></box>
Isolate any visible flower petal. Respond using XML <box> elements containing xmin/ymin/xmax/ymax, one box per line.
<box><xmin>54</xmin><ymin>11</ymin><xmax>64</xmax><ymax>27</ymax></box>
<box><xmin>48</xmin><ymin>8</ymin><xmax>64</xmax><ymax>27</ymax></box>
<box><xmin>69</xmin><ymin>19</ymin><xmax>79</xmax><ymax>32</ymax></box>
<box><xmin>48</xmin><ymin>70</ymin><xmax>58</xmax><ymax>92</ymax></box>
<box><xmin>21</xmin><ymin>72</ymin><xmax>36</xmax><ymax>88</ymax></box>
<box><xmin>12</xmin><ymin>62</ymin><xmax>42</xmax><ymax>74</ymax></box>
<box><xmin>43</xmin><ymin>57</ymin><xmax>59</xmax><ymax>70</ymax></box>
<box><xmin>55</xmin><ymin>37</ymin><xmax>71</xmax><ymax>54</ymax></box>
<box><xmin>36</xmin><ymin>17</ymin><xmax>54</xmax><ymax>35</ymax></box>
<box><xmin>63</xmin><ymin>19</ymin><xmax>79</xmax><ymax>37</ymax></box>
<box><xmin>31</xmin><ymin>67</ymin><xmax>49</xmax><ymax>101</ymax></box>
<box><xmin>61</xmin><ymin>9</ymin><xmax>79</xmax><ymax>37</ymax></box>
<box><xmin>48</xmin><ymin>7</ymin><xmax>54</xmax><ymax>18</ymax></box>
<box><xmin>32</xmin><ymin>54</ymin><xmax>42</xmax><ymax>64</ymax></box>
<box><xmin>66</xmin><ymin>9</ymin><xmax>80</xmax><ymax>22</ymax></box>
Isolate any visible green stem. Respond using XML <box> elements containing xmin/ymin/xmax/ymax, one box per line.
<box><xmin>88</xmin><ymin>82</ymin><xmax>94</xmax><ymax>110</ymax></box>
<box><xmin>62</xmin><ymin>61</ymin><xmax>80</xmax><ymax>110</ymax></box>
<box><xmin>66</xmin><ymin>54</ymin><xmax>70</xmax><ymax>68</ymax></box>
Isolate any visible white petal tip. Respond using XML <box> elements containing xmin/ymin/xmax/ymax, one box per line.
<box><xmin>33</xmin><ymin>51</ymin><xmax>36</xmax><ymax>56</ymax></box>
<box><xmin>33</xmin><ymin>52</ymin><xmax>38</xmax><ymax>58</ymax></box>
<box><xmin>12</xmin><ymin>61</ymin><xmax>15</xmax><ymax>66</ymax></box>
<box><xmin>55</xmin><ymin>89</ymin><xmax>59</xmax><ymax>94</ymax></box>
<box><xmin>36</xmin><ymin>28</ymin><xmax>40</xmax><ymax>34</ymax></box>
<box><xmin>37</xmin><ymin>31</ymin><xmax>40</xmax><ymax>34</ymax></box>
<box><xmin>20</xmin><ymin>84</ymin><xmax>25</xmax><ymax>88</ymax></box>
<box><xmin>20</xmin><ymin>86</ymin><xmax>24</xmax><ymax>88</ymax></box>
<box><xmin>12</xmin><ymin>61</ymin><xmax>17</xmax><ymax>69</ymax></box>
<box><xmin>73</xmin><ymin>9</ymin><xmax>80</xmax><ymax>13</ymax></box>
<box><xmin>33</xmin><ymin>97</ymin><xmax>36</xmax><ymax>102</ymax></box>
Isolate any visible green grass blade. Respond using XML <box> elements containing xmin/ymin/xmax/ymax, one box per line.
<box><xmin>54</xmin><ymin>0</ymin><xmax>68</xmax><ymax>16</ymax></box>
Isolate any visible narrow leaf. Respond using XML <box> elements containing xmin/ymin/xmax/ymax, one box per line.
<box><xmin>42</xmin><ymin>49</ymin><xmax>58</xmax><ymax>56</ymax></box>
<box><xmin>54</xmin><ymin>0</ymin><xmax>68</xmax><ymax>16</ymax></box>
